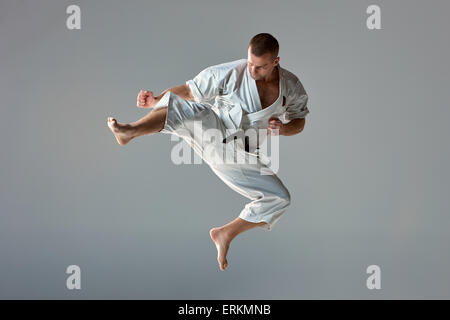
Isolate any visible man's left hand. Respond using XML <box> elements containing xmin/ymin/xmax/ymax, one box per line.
<box><xmin>268</xmin><ymin>117</ymin><xmax>283</xmax><ymax>136</ymax></box>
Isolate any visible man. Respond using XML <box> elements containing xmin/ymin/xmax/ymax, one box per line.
<box><xmin>107</xmin><ymin>33</ymin><xmax>310</xmax><ymax>271</ymax></box>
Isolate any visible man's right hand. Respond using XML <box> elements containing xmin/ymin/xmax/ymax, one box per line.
<box><xmin>137</xmin><ymin>90</ymin><xmax>155</xmax><ymax>108</ymax></box>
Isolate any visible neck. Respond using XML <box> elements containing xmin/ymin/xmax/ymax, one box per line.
<box><xmin>260</xmin><ymin>65</ymin><xmax>279</xmax><ymax>83</ymax></box>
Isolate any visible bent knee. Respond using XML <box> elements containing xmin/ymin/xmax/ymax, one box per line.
<box><xmin>276</xmin><ymin>187</ymin><xmax>291</xmax><ymax>207</ymax></box>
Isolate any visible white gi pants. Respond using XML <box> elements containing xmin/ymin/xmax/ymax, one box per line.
<box><xmin>153</xmin><ymin>91</ymin><xmax>291</xmax><ymax>231</ymax></box>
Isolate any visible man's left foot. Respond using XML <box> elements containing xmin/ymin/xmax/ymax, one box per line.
<box><xmin>107</xmin><ymin>117</ymin><xmax>135</xmax><ymax>146</ymax></box>
<box><xmin>210</xmin><ymin>227</ymin><xmax>232</xmax><ymax>271</ymax></box>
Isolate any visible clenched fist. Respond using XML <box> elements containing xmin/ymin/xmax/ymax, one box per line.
<box><xmin>137</xmin><ymin>90</ymin><xmax>156</xmax><ymax>108</ymax></box>
<box><xmin>268</xmin><ymin>117</ymin><xmax>283</xmax><ymax>136</ymax></box>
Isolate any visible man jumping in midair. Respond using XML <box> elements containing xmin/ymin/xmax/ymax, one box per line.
<box><xmin>107</xmin><ymin>33</ymin><xmax>309</xmax><ymax>271</ymax></box>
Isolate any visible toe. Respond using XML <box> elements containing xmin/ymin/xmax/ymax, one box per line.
<box><xmin>218</xmin><ymin>258</ymin><xmax>228</xmax><ymax>271</ymax></box>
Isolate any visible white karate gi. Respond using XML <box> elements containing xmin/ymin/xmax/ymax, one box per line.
<box><xmin>152</xmin><ymin>59</ymin><xmax>309</xmax><ymax>230</ymax></box>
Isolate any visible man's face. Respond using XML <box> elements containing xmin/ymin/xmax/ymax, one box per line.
<box><xmin>247</xmin><ymin>47</ymin><xmax>279</xmax><ymax>81</ymax></box>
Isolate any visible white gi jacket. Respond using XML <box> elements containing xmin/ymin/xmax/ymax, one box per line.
<box><xmin>185</xmin><ymin>58</ymin><xmax>309</xmax><ymax>142</ymax></box>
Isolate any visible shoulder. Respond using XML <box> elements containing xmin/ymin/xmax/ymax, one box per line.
<box><xmin>206</xmin><ymin>58</ymin><xmax>247</xmax><ymax>77</ymax></box>
<box><xmin>280</xmin><ymin>66</ymin><xmax>307</xmax><ymax>96</ymax></box>
<box><xmin>212</xmin><ymin>58</ymin><xmax>247</xmax><ymax>70</ymax></box>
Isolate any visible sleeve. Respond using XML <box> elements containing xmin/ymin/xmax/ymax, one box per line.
<box><xmin>285</xmin><ymin>80</ymin><xmax>310</xmax><ymax>120</ymax></box>
<box><xmin>186</xmin><ymin>66</ymin><xmax>222</xmax><ymax>103</ymax></box>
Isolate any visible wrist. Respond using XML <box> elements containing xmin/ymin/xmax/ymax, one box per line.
<box><xmin>150</xmin><ymin>96</ymin><xmax>162</xmax><ymax>108</ymax></box>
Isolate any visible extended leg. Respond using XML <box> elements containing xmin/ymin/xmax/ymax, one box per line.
<box><xmin>107</xmin><ymin>106</ymin><xmax>167</xmax><ymax>145</ymax></box>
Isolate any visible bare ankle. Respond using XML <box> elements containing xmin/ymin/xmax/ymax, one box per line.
<box><xmin>126</xmin><ymin>123</ymin><xmax>140</xmax><ymax>136</ymax></box>
<box><xmin>220</xmin><ymin>226</ymin><xmax>237</xmax><ymax>241</ymax></box>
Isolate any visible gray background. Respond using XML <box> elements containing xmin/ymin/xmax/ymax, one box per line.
<box><xmin>1</xmin><ymin>0</ymin><xmax>449</xmax><ymax>299</ymax></box>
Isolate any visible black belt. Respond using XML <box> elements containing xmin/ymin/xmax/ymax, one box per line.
<box><xmin>222</xmin><ymin>136</ymin><xmax>256</xmax><ymax>154</ymax></box>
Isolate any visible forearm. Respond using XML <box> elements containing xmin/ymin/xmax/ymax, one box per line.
<box><xmin>153</xmin><ymin>84</ymin><xmax>194</xmax><ymax>104</ymax></box>
<box><xmin>280</xmin><ymin>118</ymin><xmax>305</xmax><ymax>136</ymax></box>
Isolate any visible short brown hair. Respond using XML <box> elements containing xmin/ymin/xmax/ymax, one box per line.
<box><xmin>249</xmin><ymin>33</ymin><xmax>279</xmax><ymax>59</ymax></box>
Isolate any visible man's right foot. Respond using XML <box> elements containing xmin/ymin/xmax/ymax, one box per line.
<box><xmin>107</xmin><ymin>117</ymin><xmax>134</xmax><ymax>146</ymax></box>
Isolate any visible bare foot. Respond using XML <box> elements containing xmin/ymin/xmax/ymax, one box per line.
<box><xmin>107</xmin><ymin>117</ymin><xmax>135</xmax><ymax>146</ymax></box>
<box><xmin>209</xmin><ymin>227</ymin><xmax>232</xmax><ymax>271</ymax></box>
